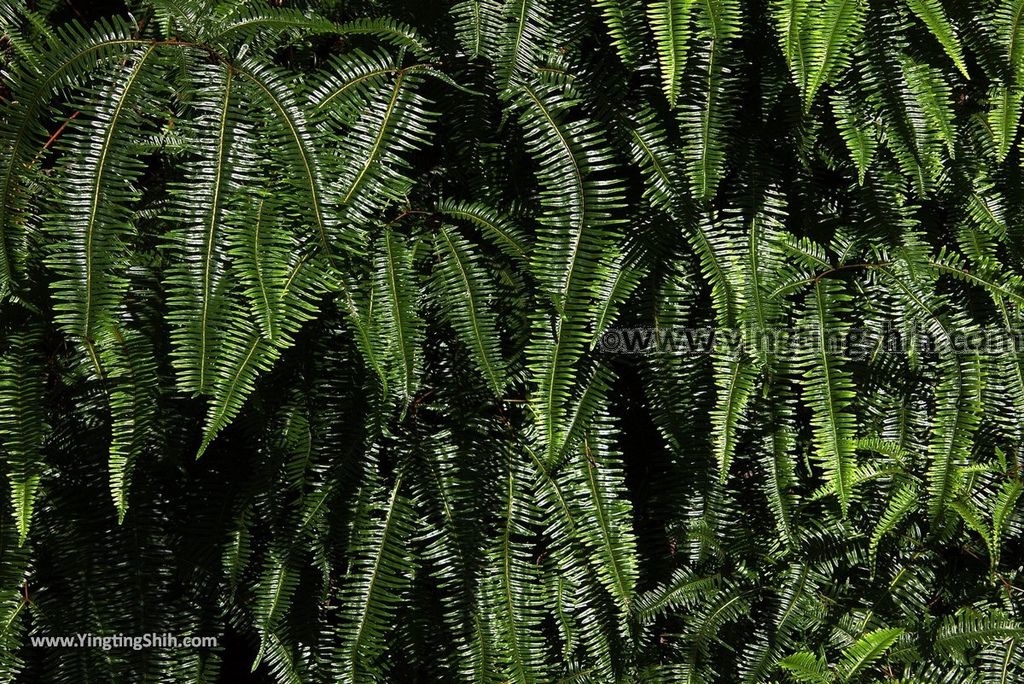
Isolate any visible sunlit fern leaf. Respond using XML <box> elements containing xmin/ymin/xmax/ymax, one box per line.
<box><xmin>335</xmin><ymin>479</ymin><xmax>416</xmax><ymax>683</ymax></box>
<box><xmin>0</xmin><ymin>1</ymin><xmax>47</xmax><ymax>84</ymax></box>
<box><xmin>779</xmin><ymin>650</ymin><xmax>830</xmax><ymax>683</ymax></box>
<box><xmin>859</xmin><ymin>12</ymin><xmax>943</xmax><ymax>195</ymax></box>
<box><xmin>226</xmin><ymin>192</ymin><xmax>290</xmax><ymax>343</ymax></box>
<box><xmin>204</xmin><ymin>2</ymin><xmax>339</xmax><ymax>45</ymax></box>
<box><xmin>831</xmin><ymin>92</ymin><xmax>878</xmax><ymax>185</ymax></box>
<box><xmin>798</xmin><ymin>280</ymin><xmax>857</xmax><ymax>516</ymax></box>
<box><xmin>197</xmin><ymin>252</ymin><xmax>326</xmax><ymax>457</ymax></box>
<box><xmin>902</xmin><ymin>0</ymin><xmax>968</xmax><ymax>79</ymax></box>
<box><xmin>868</xmin><ymin>483</ymin><xmax>917</xmax><ymax>572</ymax></box>
<box><xmin>434</xmin><ymin>226</ymin><xmax>508</xmax><ymax>395</ymax></box>
<box><xmin>934</xmin><ymin>610</ymin><xmax>1024</xmax><ymax>661</ymax></box>
<box><xmin>258</xmin><ymin>631</ymin><xmax>306</xmax><ymax>684</ymax></box>
<box><xmin>513</xmin><ymin>79</ymin><xmax>623</xmax><ymax>314</ymax></box>
<box><xmin>692</xmin><ymin>210</ymin><xmax>746</xmax><ymax>328</ymax></box>
<box><xmin>148</xmin><ymin>0</ymin><xmax>206</xmax><ymax>40</ymax></box>
<box><xmin>499</xmin><ymin>0</ymin><xmax>552</xmax><ymax>90</ymax></box>
<box><xmin>711</xmin><ymin>355</ymin><xmax>757</xmax><ymax>483</ymax></box>
<box><xmin>987</xmin><ymin>85</ymin><xmax>1023</xmax><ymax>163</ymax></box>
<box><xmin>761</xmin><ymin>416</ymin><xmax>798</xmax><ymax>548</ymax></box>
<box><xmin>251</xmin><ymin>551</ymin><xmax>301</xmax><ymax>672</ymax></box>
<box><xmin>332</xmin><ymin>71</ymin><xmax>436</xmax><ymax>226</ymax></box>
<box><xmin>771</xmin><ymin>0</ymin><xmax>808</xmax><ymax>90</ymax></box>
<box><xmin>452</xmin><ymin>0</ymin><xmax>505</xmax><ymax>60</ymax></box>
<box><xmin>235</xmin><ymin>57</ymin><xmax>351</xmax><ymax>261</ymax></box>
<box><xmin>931</xmin><ymin>249</ymin><xmax>1024</xmax><ymax>308</ymax></box>
<box><xmin>882</xmin><ymin>266</ymin><xmax>983</xmax><ymax>522</ymax></box>
<box><xmin>482</xmin><ymin>460</ymin><xmax>548</xmax><ymax>683</ymax></box>
<box><xmin>0</xmin><ymin>16</ymin><xmax>142</xmax><ymax>300</ymax></box>
<box><xmin>332</xmin><ymin>18</ymin><xmax>431</xmax><ymax>60</ymax></box>
<box><xmin>571</xmin><ymin>428</ymin><xmax>639</xmax><ymax>615</ymax></box>
<box><xmin>995</xmin><ymin>0</ymin><xmax>1024</xmax><ymax>81</ymax></box>
<box><xmin>0</xmin><ymin>331</ymin><xmax>46</xmax><ymax>544</ymax></box>
<box><xmin>835</xmin><ymin>627</ymin><xmax>903</xmax><ymax>682</ymax></box>
<box><xmin>46</xmin><ymin>45</ymin><xmax>159</xmax><ymax>375</ymax></box>
<box><xmin>590</xmin><ymin>251</ymin><xmax>647</xmax><ymax>344</ymax></box>
<box><xmin>685</xmin><ymin>584</ymin><xmax>750</xmax><ymax>660</ymax></box>
<box><xmin>522</xmin><ymin>439</ymin><xmax>626</xmax><ymax>672</ymax></box>
<box><xmin>990</xmin><ymin>478</ymin><xmax>1022</xmax><ymax>573</ymax></box>
<box><xmin>631</xmin><ymin>569</ymin><xmax>718</xmax><ymax>626</ymax></box>
<box><xmin>308</xmin><ymin>49</ymin><xmax>402</xmax><ymax>129</ymax></box>
<box><xmin>902</xmin><ymin>58</ymin><xmax>956</xmax><ymax>158</ymax></box>
<box><xmin>528</xmin><ymin>314</ymin><xmax>588</xmax><ymax>462</ymax></box>
<box><xmin>626</xmin><ymin>104</ymin><xmax>681</xmax><ymax>214</ymax></box>
<box><xmin>513</xmin><ymin>80</ymin><xmax>624</xmax><ymax>458</ymax></box>
<box><xmin>436</xmin><ymin>199</ymin><xmax>529</xmax><ymax>263</ymax></box>
<box><xmin>647</xmin><ymin>0</ymin><xmax>697</xmax><ymax>108</ymax></box>
<box><xmin>678</xmin><ymin>0</ymin><xmax>740</xmax><ymax>200</ymax></box>
<box><xmin>743</xmin><ymin>186</ymin><xmax>788</xmax><ymax>367</ymax></box>
<box><xmin>802</xmin><ymin>0</ymin><xmax>864</xmax><ymax>112</ymax></box>
<box><xmin>222</xmin><ymin>506</ymin><xmax>253</xmax><ymax>596</ymax></box>
<box><xmin>373</xmin><ymin>229</ymin><xmax>424</xmax><ymax>406</ymax></box>
<box><xmin>166</xmin><ymin>61</ymin><xmax>240</xmax><ymax>394</ymax></box>
<box><xmin>551</xmin><ymin>364</ymin><xmax>614</xmax><ymax>470</ymax></box>
<box><xmin>593</xmin><ymin>0</ymin><xmax>648</xmax><ymax>68</ymax></box>
<box><xmin>0</xmin><ymin>512</ymin><xmax>30</xmax><ymax>679</ymax></box>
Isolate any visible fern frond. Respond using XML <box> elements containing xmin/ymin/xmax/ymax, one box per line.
<box><xmin>987</xmin><ymin>85</ymin><xmax>1023</xmax><ymax>163</ymax></box>
<box><xmin>436</xmin><ymin>199</ymin><xmax>529</xmax><ymax>262</ymax></box>
<box><xmin>100</xmin><ymin>327</ymin><xmax>159</xmax><ymax>523</ymax></box>
<box><xmin>335</xmin><ymin>479</ymin><xmax>416</xmax><ymax>683</ymax></box>
<box><xmin>836</xmin><ymin>627</ymin><xmax>903</xmax><ymax>681</ymax></box>
<box><xmin>0</xmin><ymin>16</ymin><xmax>142</xmax><ymax>298</ymax></box>
<box><xmin>452</xmin><ymin>0</ymin><xmax>504</xmax><ymax>59</ymax></box>
<box><xmin>166</xmin><ymin>62</ymin><xmax>239</xmax><ymax>394</ymax></box>
<box><xmin>832</xmin><ymin>92</ymin><xmax>878</xmax><ymax>185</ymax></box>
<box><xmin>374</xmin><ymin>229</ymin><xmax>424</xmax><ymax>405</ymax></box>
<box><xmin>434</xmin><ymin>226</ymin><xmax>507</xmax><ymax>395</ymax></box>
<box><xmin>648</xmin><ymin>0</ymin><xmax>697</xmax><ymax>108</ymax></box>
<box><xmin>869</xmin><ymin>483</ymin><xmax>918</xmax><ymax>570</ymax></box>
<box><xmin>0</xmin><ymin>331</ymin><xmax>46</xmax><ymax>544</ymax></box>
<box><xmin>678</xmin><ymin>0</ymin><xmax>740</xmax><ymax>200</ymax></box>
<box><xmin>47</xmin><ymin>44</ymin><xmax>158</xmax><ymax>371</ymax></box>
<box><xmin>594</xmin><ymin>0</ymin><xmax>648</xmax><ymax>67</ymax></box>
<box><xmin>500</xmin><ymin>0</ymin><xmax>552</xmax><ymax>90</ymax></box>
<box><xmin>779</xmin><ymin>651</ymin><xmax>830</xmax><ymax>683</ymax></box>
<box><xmin>902</xmin><ymin>0</ymin><xmax>968</xmax><ymax>78</ymax></box>
<box><xmin>798</xmin><ymin>280</ymin><xmax>857</xmax><ymax>515</ymax></box>
<box><xmin>802</xmin><ymin>0</ymin><xmax>864</xmax><ymax>111</ymax></box>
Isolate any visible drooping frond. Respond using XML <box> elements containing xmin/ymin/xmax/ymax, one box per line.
<box><xmin>2</xmin><ymin>1</ymin><xmax>1023</xmax><ymax>681</ymax></box>
<box><xmin>902</xmin><ymin>0</ymin><xmax>968</xmax><ymax>78</ymax></box>
<box><xmin>47</xmin><ymin>45</ymin><xmax>159</xmax><ymax>371</ymax></box>
<box><xmin>434</xmin><ymin>226</ymin><xmax>508</xmax><ymax>395</ymax></box>
<box><xmin>797</xmin><ymin>280</ymin><xmax>857</xmax><ymax>515</ymax></box>
<box><xmin>373</xmin><ymin>229</ymin><xmax>424</xmax><ymax>405</ymax></box>
<box><xmin>334</xmin><ymin>479</ymin><xmax>416</xmax><ymax>683</ymax></box>
<box><xmin>0</xmin><ymin>331</ymin><xmax>46</xmax><ymax>543</ymax></box>
<box><xmin>648</xmin><ymin>0</ymin><xmax>697</xmax><ymax>108</ymax></box>
<box><xmin>801</xmin><ymin>0</ymin><xmax>864</xmax><ymax>111</ymax></box>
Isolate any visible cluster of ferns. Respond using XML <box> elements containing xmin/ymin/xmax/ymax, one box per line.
<box><xmin>1</xmin><ymin>0</ymin><xmax>1024</xmax><ymax>681</ymax></box>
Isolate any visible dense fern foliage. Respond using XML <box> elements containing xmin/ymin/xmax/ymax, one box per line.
<box><xmin>2</xmin><ymin>0</ymin><xmax>1024</xmax><ymax>680</ymax></box>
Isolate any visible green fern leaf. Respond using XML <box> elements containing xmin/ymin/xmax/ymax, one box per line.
<box><xmin>836</xmin><ymin>627</ymin><xmax>903</xmax><ymax>681</ymax></box>
<box><xmin>648</xmin><ymin>0</ymin><xmax>697</xmax><ymax>108</ymax></box>
<box><xmin>0</xmin><ymin>332</ymin><xmax>46</xmax><ymax>544</ymax></box>
<box><xmin>434</xmin><ymin>226</ymin><xmax>507</xmax><ymax>395</ymax></box>
<box><xmin>802</xmin><ymin>0</ymin><xmax>864</xmax><ymax>111</ymax></box>
<box><xmin>903</xmin><ymin>0</ymin><xmax>968</xmax><ymax>78</ymax></box>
